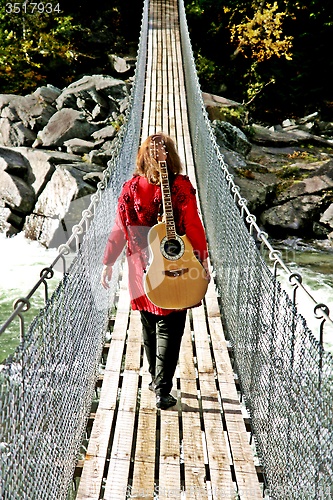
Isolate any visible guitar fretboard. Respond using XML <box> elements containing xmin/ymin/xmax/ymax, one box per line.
<box><xmin>160</xmin><ymin>162</ymin><xmax>176</xmax><ymax>240</ymax></box>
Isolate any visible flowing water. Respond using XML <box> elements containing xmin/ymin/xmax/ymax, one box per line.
<box><xmin>264</xmin><ymin>239</ymin><xmax>333</xmax><ymax>353</ymax></box>
<box><xmin>0</xmin><ymin>233</ymin><xmax>62</xmax><ymax>363</ymax></box>
<box><xmin>0</xmin><ymin>234</ymin><xmax>332</xmax><ymax>363</ymax></box>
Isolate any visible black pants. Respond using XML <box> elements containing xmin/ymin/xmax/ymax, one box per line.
<box><xmin>140</xmin><ymin>309</ymin><xmax>187</xmax><ymax>396</ymax></box>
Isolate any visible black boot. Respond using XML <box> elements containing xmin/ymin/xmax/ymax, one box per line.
<box><xmin>156</xmin><ymin>394</ymin><xmax>177</xmax><ymax>410</ymax></box>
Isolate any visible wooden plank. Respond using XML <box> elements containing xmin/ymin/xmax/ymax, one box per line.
<box><xmin>159</xmin><ymin>409</ymin><xmax>181</xmax><ymax>499</ymax></box>
<box><xmin>123</xmin><ymin>311</ymin><xmax>142</xmax><ymax>372</ymax></box>
<box><xmin>131</xmin><ymin>371</ymin><xmax>156</xmax><ymax>498</ymax></box>
<box><xmin>104</xmin><ymin>371</ymin><xmax>139</xmax><ymax>499</ymax></box>
<box><xmin>179</xmin><ymin>321</ymin><xmax>208</xmax><ymax>498</ymax></box>
<box><xmin>205</xmin><ymin>281</ymin><xmax>263</xmax><ymax>499</ymax></box>
<box><xmin>76</xmin><ymin>456</ymin><xmax>107</xmax><ymax>500</ymax></box>
<box><xmin>200</xmin><ymin>376</ymin><xmax>237</xmax><ymax>500</ymax></box>
<box><xmin>191</xmin><ymin>306</ymin><xmax>236</xmax><ymax>498</ymax></box>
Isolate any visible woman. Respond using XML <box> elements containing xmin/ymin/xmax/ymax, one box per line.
<box><xmin>101</xmin><ymin>133</ymin><xmax>209</xmax><ymax>410</ymax></box>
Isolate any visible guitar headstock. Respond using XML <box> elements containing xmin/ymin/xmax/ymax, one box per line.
<box><xmin>150</xmin><ymin>134</ymin><xmax>167</xmax><ymax>164</ymax></box>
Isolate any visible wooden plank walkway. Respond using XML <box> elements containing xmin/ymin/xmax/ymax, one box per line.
<box><xmin>76</xmin><ymin>0</ymin><xmax>263</xmax><ymax>498</ymax></box>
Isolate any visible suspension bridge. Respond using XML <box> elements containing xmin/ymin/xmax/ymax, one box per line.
<box><xmin>1</xmin><ymin>0</ymin><xmax>333</xmax><ymax>499</ymax></box>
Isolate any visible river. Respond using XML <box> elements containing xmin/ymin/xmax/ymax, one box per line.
<box><xmin>266</xmin><ymin>239</ymin><xmax>333</xmax><ymax>353</ymax></box>
<box><xmin>0</xmin><ymin>233</ymin><xmax>62</xmax><ymax>363</ymax></box>
<box><xmin>0</xmin><ymin>233</ymin><xmax>332</xmax><ymax>363</ymax></box>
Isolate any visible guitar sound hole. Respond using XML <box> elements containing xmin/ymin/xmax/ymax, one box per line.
<box><xmin>164</xmin><ymin>238</ymin><xmax>182</xmax><ymax>258</ymax></box>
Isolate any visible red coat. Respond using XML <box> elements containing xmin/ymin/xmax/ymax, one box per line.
<box><xmin>103</xmin><ymin>174</ymin><xmax>208</xmax><ymax>315</ymax></box>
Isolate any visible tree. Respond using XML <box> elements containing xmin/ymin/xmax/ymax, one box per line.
<box><xmin>0</xmin><ymin>0</ymin><xmax>142</xmax><ymax>94</ymax></box>
<box><xmin>185</xmin><ymin>0</ymin><xmax>333</xmax><ymax>121</ymax></box>
<box><xmin>0</xmin><ymin>0</ymin><xmax>79</xmax><ymax>92</ymax></box>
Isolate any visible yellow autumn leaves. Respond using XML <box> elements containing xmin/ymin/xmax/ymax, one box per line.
<box><xmin>228</xmin><ymin>2</ymin><xmax>293</xmax><ymax>62</ymax></box>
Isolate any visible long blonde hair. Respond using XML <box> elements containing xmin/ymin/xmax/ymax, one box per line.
<box><xmin>135</xmin><ymin>132</ymin><xmax>183</xmax><ymax>184</ymax></box>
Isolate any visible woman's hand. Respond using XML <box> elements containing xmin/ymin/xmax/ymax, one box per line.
<box><xmin>202</xmin><ymin>259</ymin><xmax>211</xmax><ymax>283</ymax></box>
<box><xmin>101</xmin><ymin>264</ymin><xmax>113</xmax><ymax>289</ymax></box>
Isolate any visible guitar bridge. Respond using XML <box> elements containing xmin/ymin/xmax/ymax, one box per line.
<box><xmin>163</xmin><ymin>268</ymin><xmax>189</xmax><ymax>277</ymax></box>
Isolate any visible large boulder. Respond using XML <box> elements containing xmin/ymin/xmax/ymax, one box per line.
<box><xmin>0</xmin><ymin>119</ymin><xmax>36</xmax><ymax>147</ymax></box>
<box><xmin>261</xmin><ymin>195</ymin><xmax>324</xmax><ymax>236</ymax></box>
<box><xmin>320</xmin><ymin>203</ymin><xmax>333</xmax><ymax>230</ymax></box>
<box><xmin>0</xmin><ymin>170</ymin><xmax>36</xmax><ymax>214</ymax></box>
<box><xmin>213</xmin><ymin>120</ymin><xmax>252</xmax><ymax>157</ymax></box>
<box><xmin>108</xmin><ymin>54</ymin><xmax>132</xmax><ymax>75</ymax></box>
<box><xmin>55</xmin><ymin>75</ymin><xmax>128</xmax><ymax>122</ymax></box>
<box><xmin>15</xmin><ymin>148</ymin><xmax>84</xmax><ymax>197</ymax></box>
<box><xmin>276</xmin><ymin>161</ymin><xmax>333</xmax><ymax>203</ymax></box>
<box><xmin>0</xmin><ymin>147</ymin><xmax>36</xmax><ymax>220</ymax></box>
<box><xmin>0</xmin><ymin>89</ymin><xmax>59</xmax><ymax>146</ymax></box>
<box><xmin>24</xmin><ymin>161</ymin><xmax>105</xmax><ymax>247</ymax></box>
<box><xmin>35</xmin><ymin>108</ymin><xmax>98</xmax><ymax>148</ymax></box>
<box><xmin>0</xmin><ymin>146</ymin><xmax>32</xmax><ymax>177</ymax></box>
<box><xmin>63</xmin><ymin>138</ymin><xmax>101</xmax><ymax>155</ymax></box>
<box><xmin>202</xmin><ymin>92</ymin><xmax>245</xmax><ymax>126</ymax></box>
<box><xmin>250</xmin><ymin>124</ymin><xmax>301</xmax><ymax>146</ymax></box>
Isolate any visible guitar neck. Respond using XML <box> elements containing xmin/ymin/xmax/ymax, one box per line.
<box><xmin>159</xmin><ymin>162</ymin><xmax>176</xmax><ymax>240</ymax></box>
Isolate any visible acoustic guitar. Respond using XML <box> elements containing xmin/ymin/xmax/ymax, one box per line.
<box><xmin>143</xmin><ymin>136</ymin><xmax>208</xmax><ymax>309</ymax></box>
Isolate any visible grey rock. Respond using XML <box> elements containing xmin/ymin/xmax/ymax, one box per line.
<box><xmin>108</xmin><ymin>54</ymin><xmax>131</xmax><ymax>74</ymax></box>
<box><xmin>250</xmin><ymin>124</ymin><xmax>300</xmax><ymax>146</ymax></box>
<box><xmin>202</xmin><ymin>92</ymin><xmax>246</xmax><ymax>126</ymax></box>
<box><xmin>0</xmin><ymin>170</ymin><xmax>36</xmax><ymax>214</ymax></box>
<box><xmin>56</xmin><ymin>75</ymin><xmax>128</xmax><ymax>117</ymax></box>
<box><xmin>14</xmin><ymin>148</ymin><xmax>59</xmax><ymax>197</ymax></box>
<box><xmin>0</xmin><ymin>120</ymin><xmax>37</xmax><ymax>147</ymax></box>
<box><xmin>0</xmin><ymin>146</ymin><xmax>31</xmax><ymax>177</ymax></box>
<box><xmin>33</xmin><ymin>85</ymin><xmax>62</xmax><ymax>105</ymax></box>
<box><xmin>320</xmin><ymin>203</ymin><xmax>333</xmax><ymax>229</ymax></box>
<box><xmin>36</xmin><ymin>108</ymin><xmax>98</xmax><ymax>147</ymax></box>
<box><xmin>24</xmin><ymin>162</ymin><xmax>103</xmax><ymax>246</ymax></box>
<box><xmin>276</xmin><ymin>161</ymin><xmax>333</xmax><ymax>203</ymax></box>
<box><xmin>0</xmin><ymin>207</ymin><xmax>14</xmax><ymax>234</ymax></box>
<box><xmin>0</xmin><ymin>207</ymin><xmax>24</xmax><ymax>235</ymax></box>
<box><xmin>64</xmin><ymin>138</ymin><xmax>102</xmax><ymax>154</ymax></box>
<box><xmin>0</xmin><ymin>93</ymin><xmax>57</xmax><ymax>133</ymax></box>
<box><xmin>261</xmin><ymin>195</ymin><xmax>323</xmax><ymax>235</ymax></box>
<box><xmin>213</xmin><ymin>120</ymin><xmax>252</xmax><ymax>157</ymax></box>
<box><xmin>87</xmin><ymin>149</ymin><xmax>110</xmax><ymax>166</ymax></box>
<box><xmin>92</xmin><ymin>125</ymin><xmax>117</xmax><ymax>141</ymax></box>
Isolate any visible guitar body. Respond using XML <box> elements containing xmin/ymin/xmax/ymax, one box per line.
<box><xmin>144</xmin><ymin>222</ymin><xmax>208</xmax><ymax>309</ymax></box>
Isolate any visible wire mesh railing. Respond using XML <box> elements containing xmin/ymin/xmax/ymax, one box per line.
<box><xmin>178</xmin><ymin>0</ymin><xmax>333</xmax><ymax>497</ymax></box>
<box><xmin>0</xmin><ymin>1</ymin><xmax>149</xmax><ymax>498</ymax></box>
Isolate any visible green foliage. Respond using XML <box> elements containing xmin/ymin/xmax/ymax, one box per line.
<box><xmin>185</xmin><ymin>0</ymin><xmax>333</xmax><ymax>122</ymax></box>
<box><xmin>276</xmin><ymin>165</ymin><xmax>302</xmax><ymax>179</ymax></box>
<box><xmin>0</xmin><ymin>1</ymin><xmax>77</xmax><ymax>92</ymax></box>
<box><xmin>0</xmin><ymin>0</ymin><xmax>141</xmax><ymax>94</ymax></box>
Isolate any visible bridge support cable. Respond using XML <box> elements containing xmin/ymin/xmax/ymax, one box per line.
<box><xmin>178</xmin><ymin>0</ymin><xmax>333</xmax><ymax>497</ymax></box>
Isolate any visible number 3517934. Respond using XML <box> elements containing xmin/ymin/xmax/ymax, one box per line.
<box><xmin>5</xmin><ymin>3</ymin><xmax>61</xmax><ymax>14</ymax></box>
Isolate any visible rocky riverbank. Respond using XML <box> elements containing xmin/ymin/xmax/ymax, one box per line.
<box><xmin>1</xmin><ymin>78</ymin><xmax>333</xmax><ymax>250</ymax></box>
<box><xmin>204</xmin><ymin>92</ymin><xmax>333</xmax><ymax>251</ymax></box>
<box><xmin>0</xmin><ymin>75</ymin><xmax>130</xmax><ymax>247</ymax></box>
